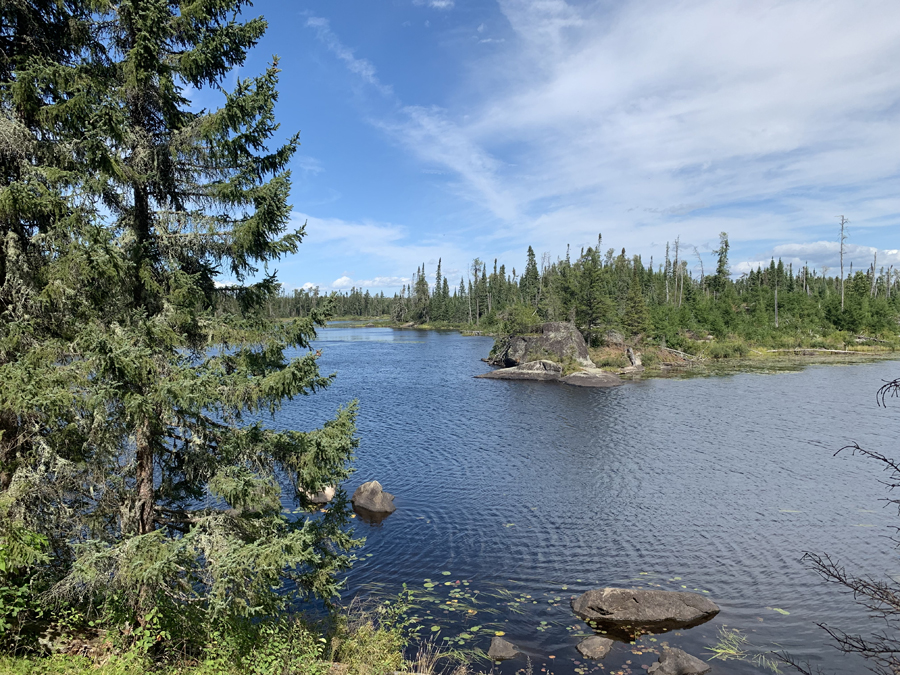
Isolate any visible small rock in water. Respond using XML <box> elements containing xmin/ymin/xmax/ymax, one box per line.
<box><xmin>576</xmin><ymin>635</ymin><xmax>614</xmax><ymax>659</ymax></box>
<box><xmin>647</xmin><ymin>647</ymin><xmax>711</xmax><ymax>675</ymax></box>
<box><xmin>488</xmin><ymin>636</ymin><xmax>520</xmax><ymax>660</ymax></box>
<box><xmin>305</xmin><ymin>485</ymin><xmax>336</xmax><ymax>504</ymax></box>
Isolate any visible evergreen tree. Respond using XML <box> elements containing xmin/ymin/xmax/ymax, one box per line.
<box><xmin>710</xmin><ymin>231</ymin><xmax>729</xmax><ymax>297</ymax></box>
<box><xmin>622</xmin><ymin>267</ymin><xmax>651</xmax><ymax>336</ymax></box>
<box><xmin>431</xmin><ymin>257</ymin><xmax>443</xmax><ymax>321</ymax></box>
<box><xmin>521</xmin><ymin>246</ymin><xmax>539</xmax><ymax>307</ymax></box>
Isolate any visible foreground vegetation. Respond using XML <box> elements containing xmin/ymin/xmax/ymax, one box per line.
<box><xmin>0</xmin><ymin>594</ymin><xmax>474</xmax><ymax>675</ymax></box>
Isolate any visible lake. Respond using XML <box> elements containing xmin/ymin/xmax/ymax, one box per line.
<box><xmin>278</xmin><ymin>324</ymin><xmax>900</xmax><ymax>674</ymax></box>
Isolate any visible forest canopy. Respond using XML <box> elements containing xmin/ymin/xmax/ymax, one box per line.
<box><xmin>268</xmin><ymin>234</ymin><xmax>900</xmax><ymax>350</ymax></box>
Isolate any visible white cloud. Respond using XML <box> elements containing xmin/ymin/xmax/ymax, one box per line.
<box><xmin>329</xmin><ymin>275</ymin><xmax>410</xmax><ymax>291</ymax></box>
<box><xmin>331</xmin><ymin>275</ymin><xmax>354</xmax><ymax>289</ymax></box>
<box><xmin>377</xmin><ymin>107</ymin><xmax>517</xmax><ymax>219</ymax></box>
<box><xmin>301</xmin><ymin>282</ymin><xmax>317</xmax><ymax>290</ymax></box>
<box><xmin>735</xmin><ymin>242</ymin><xmax>900</xmax><ymax>275</ymax></box>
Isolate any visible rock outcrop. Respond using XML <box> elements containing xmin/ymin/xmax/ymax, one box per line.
<box><xmin>476</xmin><ymin>360</ymin><xmax>562</xmax><ymax>381</ymax></box>
<box><xmin>560</xmin><ymin>368</ymin><xmax>623</xmax><ymax>388</ymax></box>
<box><xmin>351</xmin><ymin>481</ymin><xmax>396</xmax><ymax>513</ymax></box>
<box><xmin>488</xmin><ymin>636</ymin><xmax>519</xmax><ymax>660</ymax></box>
<box><xmin>571</xmin><ymin>588</ymin><xmax>719</xmax><ymax>639</ymax></box>
<box><xmin>647</xmin><ymin>647</ymin><xmax>711</xmax><ymax>675</ymax></box>
<box><xmin>488</xmin><ymin>322</ymin><xmax>592</xmax><ymax>368</ymax></box>
<box><xmin>477</xmin><ymin>361</ymin><xmax>623</xmax><ymax>387</ymax></box>
<box><xmin>576</xmin><ymin>636</ymin><xmax>614</xmax><ymax>659</ymax></box>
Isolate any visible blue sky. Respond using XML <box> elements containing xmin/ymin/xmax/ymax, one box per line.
<box><xmin>220</xmin><ymin>0</ymin><xmax>900</xmax><ymax>292</ymax></box>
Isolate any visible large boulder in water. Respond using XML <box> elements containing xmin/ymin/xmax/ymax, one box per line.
<box><xmin>351</xmin><ymin>481</ymin><xmax>396</xmax><ymax>513</ymax></box>
<box><xmin>488</xmin><ymin>322</ymin><xmax>592</xmax><ymax>368</ymax></box>
<box><xmin>648</xmin><ymin>647</ymin><xmax>711</xmax><ymax>675</ymax></box>
<box><xmin>476</xmin><ymin>360</ymin><xmax>563</xmax><ymax>381</ymax></box>
<box><xmin>571</xmin><ymin>588</ymin><xmax>719</xmax><ymax>638</ymax></box>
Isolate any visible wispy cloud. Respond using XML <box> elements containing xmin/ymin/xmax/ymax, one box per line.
<box><xmin>377</xmin><ymin>107</ymin><xmax>517</xmax><ymax>219</ymax></box>
<box><xmin>414</xmin><ymin>0</ymin><xmax>455</xmax><ymax>9</ymax></box>
<box><xmin>305</xmin><ymin>17</ymin><xmax>393</xmax><ymax>96</ymax></box>
<box><xmin>291</xmin><ymin>212</ymin><xmax>472</xmax><ymax>287</ymax></box>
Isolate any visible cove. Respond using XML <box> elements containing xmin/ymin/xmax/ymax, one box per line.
<box><xmin>275</xmin><ymin>324</ymin><xmax>900</xmax><ymax>674</ymax></box>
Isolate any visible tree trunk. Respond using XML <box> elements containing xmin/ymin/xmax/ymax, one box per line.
<box><xmin>0</xmin><ymin>411</ymin><xmax>18</xmax><ymax>492</ymax></box>
<box><xmin>134</xmin><ymin>418</ymin><xmax>154</xmax><ymax>535</ymax></box>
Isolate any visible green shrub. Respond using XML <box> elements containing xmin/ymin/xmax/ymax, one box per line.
<box><xmin>705</xmin><ymin>341</ymin><xmax>749</xmax><ymax>359</ymax></box>
<box><xmin>593</xmin><ymin>353</ymin><xmax>630</xmax><ymax>369</ymax></box>
<box><xmin>329</xmin><ymin>591</ymin><xmax>417</xmax><ymax>675</ymax></box>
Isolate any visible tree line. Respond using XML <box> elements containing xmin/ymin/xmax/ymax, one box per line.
<box><xmin>275</xmin><ymin>234</ymin><xmax>900</xmax><ymax>349</ymax></box>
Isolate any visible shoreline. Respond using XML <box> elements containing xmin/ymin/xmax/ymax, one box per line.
<box><xmin>324</xmin><ymin>318</ymin><xmax>900</xmax><ymax>380</ymax></box>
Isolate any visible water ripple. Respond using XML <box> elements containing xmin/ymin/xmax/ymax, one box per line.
<box><xmin>273</xmin><ymin>326</ymin><xmax>900</xmax><ymax>674</ymax></box>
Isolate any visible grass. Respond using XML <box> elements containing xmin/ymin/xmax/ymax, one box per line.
<box><xmin>706</xmin><ymin>626</ymin><xmax>781</xmax><ymax>673</ymax></box>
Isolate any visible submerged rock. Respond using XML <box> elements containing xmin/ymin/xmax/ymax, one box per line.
<box><xmin>571</xmin><ymin>588</ymin><xmax>719</xmax><ymax>639</ymax></box>
<box><xmin>488</xmin><ymin>322</ymin><xmax>592</xmax><ymax>368</ymax></box>
<box><xmin>488</xmin><ymin>636</ymin><xmax>519</xmax><ymax>660</ymax></box>
<box><xmin>351</xmin><ymin>480</ymin><xmax>396</xmax><ymax>514</ymax></box>
<box><xmin>305</xmin><ymin>485</ymin><xmax>336</xmax><ymax>504</ymax></box>
<box><xmin>647</xmin><ymin>647</ymin><xmax>711</xmax><ymax>675</ymax></box>
<box><xmin>576</xmin><ymin>635</ymin><xmax>614</xmax><ymax>659</ymax></box>
<box><xmin>476</xmin><ymin>360</ymin><xmax>563</xmax><ymax>381</ymax></box>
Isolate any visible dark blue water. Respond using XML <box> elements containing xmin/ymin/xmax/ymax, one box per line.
<box><xmin>278</xmin><ymin>325</ymin><xmax>900</xmax><ymax>674</ymax></box>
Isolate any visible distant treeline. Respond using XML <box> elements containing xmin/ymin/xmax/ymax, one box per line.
<box><xmin>269</xmin><ymin>233</ymin><xmax>900</xmax><ymax>348</ymax></box>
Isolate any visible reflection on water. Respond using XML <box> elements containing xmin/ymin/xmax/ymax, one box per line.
<box><xmin>272</xmin><ymin>325</ymin><xmax>900</xmax><ymax>674</ymax></box>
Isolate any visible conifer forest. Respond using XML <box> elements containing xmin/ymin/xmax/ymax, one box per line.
<box><xmin>274</xmin><ymin>236</ymin><xmax>900</xmax><ymax>353</ymax></box>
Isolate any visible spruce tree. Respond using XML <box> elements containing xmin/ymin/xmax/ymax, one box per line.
<box><xmin>521</xmin><ymin>245</ymin><xmax>540</xmax><ymax>307</ymax></box>
<box><xmin>3</xmin><ymin>0</ymin><xmax>360</xmax><ymax>641</ymax></box>
<box><xmin>622</xmin><ymin>267</ymin><xmax>651</xmax><ymax>336</ymax></box>
<box><xmin>0</xmin><ymin>0</ymin><xmax>119</xmax><ymax>594</ymax></box>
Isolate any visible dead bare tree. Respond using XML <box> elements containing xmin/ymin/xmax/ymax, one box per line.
<box><xmin>839</xmin><ymin>216</ymin><xmax>849</xmax><ymax>311</ymax></box>
<box><xmin>783</xmin><ymin>376</ymin><xmax>900</xmax><ymax>675</ymax></box>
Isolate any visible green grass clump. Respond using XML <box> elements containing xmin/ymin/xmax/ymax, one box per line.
<box><xmin>704</xmin><ymin>341</ymin><xmax>749</xmax><ymax>359</ymax></box>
